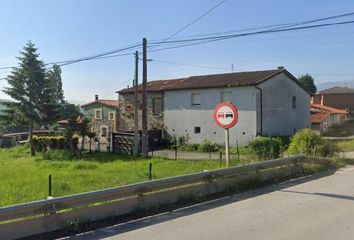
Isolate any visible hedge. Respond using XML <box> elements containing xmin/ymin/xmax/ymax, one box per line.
<box><xmin>33</xmin><ymin>136</ymin><xmax>79</xmax><ymax>152</ymax></box>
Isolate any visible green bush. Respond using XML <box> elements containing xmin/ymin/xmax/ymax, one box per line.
<box><xmin>33</xmin><ymin>136</ymin><xmax>79</xmax><ymax>152</ymax></box>
<box><xmin>198</xmin><ymin>139</ymin><xmax>219</xmax><ymax>152</ymax></box>
<box><xmin>179</xmin><ymin>143</ymin><xmax>199</xmax><ymax>152</ymax></box>
<box><xmin>286</xmin><ymin>128</ymin><xmax>337</xmax><ymax>157</ymax></box>
<box><xmin>248</xmin><ymin>137</ymin><xmax>283</xmax><ymax>160</ymax></box>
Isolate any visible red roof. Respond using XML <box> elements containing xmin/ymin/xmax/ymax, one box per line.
<box><xmin>311</xmin><ymin>104</ymin><xmax>347</xmax><ymax>114</ymax></box>
<box><xmin>81</xmin><ymin>99</ymin><xmax>119</xmax><ymax>108</ymax></box>
<box><xmin>311</xmin><ymin>112</ymin><xmax>330</xmax><ymax>124</ymax></box>
<box><xmin>57</xmin><ymin>116</ymin><xmax>84</xmax><ymax>125</ymax></box>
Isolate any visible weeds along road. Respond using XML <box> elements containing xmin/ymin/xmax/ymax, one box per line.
<box><xmin>63</xmin><ymin>166</ymin><xmax>354</xmax><ymax>240</ymax></box>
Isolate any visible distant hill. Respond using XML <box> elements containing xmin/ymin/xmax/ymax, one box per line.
<box><xmin>317</xmin><ymin>81</ymin><xmax>354</xmax><ymax>92</ymax></box>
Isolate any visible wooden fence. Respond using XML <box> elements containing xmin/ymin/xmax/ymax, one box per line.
<box><xmin>0</xmin><ymin>155</ymin><xmax>328</xmax><ymax>240</ymax></box>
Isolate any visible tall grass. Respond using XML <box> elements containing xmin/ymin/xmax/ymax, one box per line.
<box><xmin>0</xmin><ymin>146</ymin><xmax>227</xmax><ymax>207</ymax></box>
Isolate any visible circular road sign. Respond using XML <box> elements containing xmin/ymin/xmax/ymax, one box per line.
<box><xmin>213</xmin><ymin>102</ymin><xmax>238</xmax><ymax>129</ymax></box>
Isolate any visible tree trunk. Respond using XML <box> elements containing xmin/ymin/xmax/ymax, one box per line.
<box><xmin>29</xmin><ymin>122</ymin><xmax>35</xmax><ymax>156</ymax></box>
<box><xmin>89</xmin><ymin>139</ymin><xmax>92</xmax><ymax>153</ymax></box>
<box><xmin>79</xmin><ymin>136</ymin><xmax>85</xmax><ymax>156</ymax></box>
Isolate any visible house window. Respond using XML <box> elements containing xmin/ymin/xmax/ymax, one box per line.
<box><xmin>152</xmin><ymin>98</ymin><xmax>162</xmax><ymax>115</ymax></box>
<box><xmin>95</xmin><ymin>109</ymin><xmax>102</xmax><ymax>119</ymax></box>
<box><xmin>221</xmin><ymin>91</ymin><xmax>232</xmax><ymax>102</ymax></box>
<box><xmin>194</xmin><ymin>127</ymin><xmax>201</xmax><ymax>134</ymax></box>
<box><xmin>100</xmin><ymin>126</ymin><xmax>108</xmax><ymax>137</ymax></box>
<box><xmin>109</xmin><ymin>112</ymin><xmax>115</xmax><ymax>120</ymax></box>
<box><xmin>292</xmin><ymin>96</ymin><xmax>297</xmax><ymax>109</ymax></box>
<box><xmin>191</xmin><ymin>93</ymin><xmax>201</xmax><ymax>106</ymax></box>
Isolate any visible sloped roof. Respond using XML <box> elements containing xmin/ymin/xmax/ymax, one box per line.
<box><xmin>311</xmin><ymin>112</ymin><xmax>330</xmax><ymax>124</ymax></box>
<box><xmin>57</xmin><ymin>116</ymin><xmax>84</xmax><ymax>125</ymax></box>
<box><xmin>311</xmin><ymin>104</ymin><xmax>347</xmax><ymax>114</ymax></box>
<box><xmin>117</xmin><ymin>69</ymin><xmax>303</xmax><ymax>94</ymax></box>
<box><xmin>81</xmin><ymin>99</ymin><xmax>119</xmax><ymax>108</ymax></box>
<box><xmin>319</xmin><ymin>86</ymin><xmax>354</xmax><ymax>94</ymax></box>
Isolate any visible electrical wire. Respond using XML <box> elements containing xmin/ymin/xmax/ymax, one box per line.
<box><xmin>151</xmin><ymin>11</ymin><xmax>354</xmax><ymax>41</ymax></box>
<box><xmin>152</xmin><ymin>59</ymin><xmax>229</xmax><ymax>71</ymax></box>
<box><xmin>149</xmin><ymin>0</ymin><xmax>227</xmax><ymax>51</ymax></box>
<box><xmin>148</xmin><ymin>20</ymin><xmax>354</xmax><ymax>52</ymax></box>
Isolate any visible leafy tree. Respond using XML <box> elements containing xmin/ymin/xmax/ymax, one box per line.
<box><xmin>298</xmin><ymin>74</ymin><xmax>317</xmax><ymax>94</ymax></box>
<box><xmin>58</xmin><ymin>101</ymin><xmax>81</xmax><ymax>120</ymax></box>
<box><xmin>2</xmin><ymin>42</ymin><xmax>46</xmax><ymax>156</ymax></box>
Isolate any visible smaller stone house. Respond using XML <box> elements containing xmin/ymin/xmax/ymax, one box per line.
<box><xmin>311</xmin><ymin>103</ymin><xmax>348</xmax><ymax>134</ymax></box>
<box><xmin>81</xmin><ymin>95</ymin><xmax>119</xmax><ymax>140</ymax></box>
<box><xmin>311</xmin><ymin>112</ymin><xmax>330</xmax><ymax>134</ymax></box>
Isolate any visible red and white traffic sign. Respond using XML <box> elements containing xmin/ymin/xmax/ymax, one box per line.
<box><xmin>213</xmin><ymin>102</ymin><xmax>238</xmax><ymax>129</ymax></box>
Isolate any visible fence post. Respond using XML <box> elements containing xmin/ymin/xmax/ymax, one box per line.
<box><xmin>219</xmin><ymin>151</ymin><xmax>222</xmax><ymax>167</ymax></box>
<box><xmin>237</xmin><ymin>140</ymin><xmax>240</xmax><ymax>160</ymax></box>
<box><xmin>175</xmin><ymin>145</ymin><xmax>178</xmax><ymax>160</ymax></box>
<box><xmin>48</xmin><ymin>174</ymin><xmax>52</xmax><ymax>197</ymax></box>
<box><xmin>149</xmin><ymin>162</ymin><xmax>152</xmax><ymax>180</ymax></box>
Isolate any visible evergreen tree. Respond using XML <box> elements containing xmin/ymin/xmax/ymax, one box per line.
<box><xmin>42</xmin><ymin>64</ymin><xmax>64</xmax><ymax>126</ymax></box>
<box><xmin>2</xmin><ymin>42</ymin><xmax>46</xmax><ymax>156</ymax></box>
<box><xmin>298</xmin><ymin>74</ymin><xmax>317</xmax><ymax>94</ymax></box>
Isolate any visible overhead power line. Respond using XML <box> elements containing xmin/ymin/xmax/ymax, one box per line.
<box><xmin>152</xmin><ymin>59</ymin><xmax>229</xmax><ymax>71</ymax></box>
<box><xmin>148</xmin><ymin>19</ymin><xmax>354</xmax><ymax>52</ymax></box>
<box><xmin>153</xmin><ymin>11</ymin><xmax>354</xmax><ymax>41</ymax></box>
<box><xmin>149</xmin><ymin>0</ymin><xmax>227</xmax><ymax>50</ymax></box>
<box><xmin>1</xmin><ymin>11</ymin><xmax>354</xmax><ymax>69</ymax></box>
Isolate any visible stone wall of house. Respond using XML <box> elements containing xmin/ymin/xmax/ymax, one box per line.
<box><xmin>118</xmin><ymin>92</ymin><xmax>164</xmax><ymax>131</ymax></box>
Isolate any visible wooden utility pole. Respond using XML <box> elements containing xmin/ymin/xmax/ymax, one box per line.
<box><xmin>133</xmin><ymin>50</ymin><xmax>139</xmax><ymax>156</ymax></box>
<box><xmin>141</xmin><ymin>38</ymin><xmax>148</xmax><ymax>157</ymax></box>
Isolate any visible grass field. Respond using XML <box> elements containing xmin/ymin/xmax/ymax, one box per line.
<box><xmin>330</xmin><ymin>139</ymin><xmax>354</xmax><ymax>152</ymax></box>
<box><xmin>0</xmin><ymin>145</ymin><xmax>241</xmax><ymax>207</ymax></box>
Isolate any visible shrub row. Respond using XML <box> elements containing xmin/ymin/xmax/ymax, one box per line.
<box><xmin>33</xmin><ymin>136</ymin><xmax>79</xmax><ymax>152</ymax></box>
<box><xmin>248</xmin><ymin>129</ymin><xmax>337</xmax><ymax>159</ymax></box>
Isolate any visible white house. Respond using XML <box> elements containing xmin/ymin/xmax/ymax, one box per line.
<box><xmin>117</xmin><ymin>67</ymin><xmax>312</xmax><ymax>146</ymax></box>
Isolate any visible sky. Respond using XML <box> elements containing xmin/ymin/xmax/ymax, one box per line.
<box><xmin>0</xmin><ymin>0</ymin><xmax>354</xmax><ymax>103</ymax></box>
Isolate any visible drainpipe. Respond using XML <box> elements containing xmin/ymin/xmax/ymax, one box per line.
<box><xmin>255</xmin><ymin>86</ymin><xmax>263</xmax><ymax>136</ymax></box>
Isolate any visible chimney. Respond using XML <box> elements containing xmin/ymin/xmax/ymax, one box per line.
<box><xmin>95</xmin><ymin>94</ymin><xmax>98</xmax><ymax>101</ymax></box>
<box><xmin>277</xmin><ymin>66</ymin><xmax>284</xmax><ymax>70</ymax></box>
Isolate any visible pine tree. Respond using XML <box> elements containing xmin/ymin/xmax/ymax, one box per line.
<box><xmin>2</xmin><ymin>42</ymin><xmax>46</xmax><ymax>156</ymax></box>
<box><xmin>42</xmin><ymin>64</ymin><xmax>64</xmax><ymax>126</ymax></box>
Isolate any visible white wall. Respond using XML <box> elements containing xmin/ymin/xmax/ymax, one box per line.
<box><xmin>258</xmin><ymin>72</ymin><xmax>311</xmax><ymax>136</ymax></box>
<box><xmin>164</xmin><ymin>86</ymin><xmax>258</xmax><ymax>146</ymax></box>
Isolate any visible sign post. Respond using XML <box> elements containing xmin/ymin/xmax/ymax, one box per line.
<box><xmin>213</xmin><ymin>102</ymin><xmax>238</xmax><ymax>167</ymax></box>
<box><xmin>225</xmin><ymin>128</ymin><xmax>230</xmax><ymax>166</ymax></box>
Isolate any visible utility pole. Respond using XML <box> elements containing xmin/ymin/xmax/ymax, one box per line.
<box><xmin>133</xmin><ymin>51</ymin><xmax>139</xmax><ymax>156</ymax></box>
<box><xmin>141</xmin><ymin>38</ymin><xmax>148</xmax><ymax>157</ymax></box>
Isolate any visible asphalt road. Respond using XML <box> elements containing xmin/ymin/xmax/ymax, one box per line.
<box><xmin>63</xmin><ymin>166</ymin><xmax>354</xmax><ymax>240</ymax></box>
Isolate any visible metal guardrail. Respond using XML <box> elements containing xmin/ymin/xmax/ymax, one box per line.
<box><xmin>0</xmin><ymin>155</ymin><xmax>327</xmax><ymax>240</ymax></box>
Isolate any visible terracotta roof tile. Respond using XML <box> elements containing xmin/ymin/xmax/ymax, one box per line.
<box><xmin>81</xmin><ymin>99</ymin><xmax>119</xmax><ymax>108</ymax></box>
<box><xmin>311</xmin><ymin>104</ymin><xmax>348</xmax><ymax>114</ymax></box>
<box><xmin>311</xmin><ymin>112</ymin><xmax>330</xmax><ymax>124</ymax></box>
